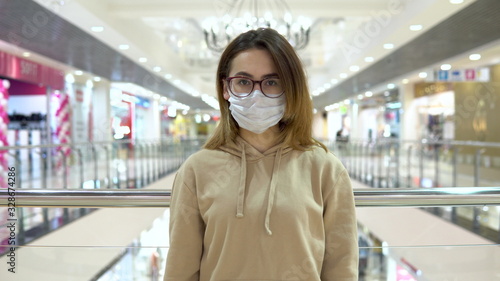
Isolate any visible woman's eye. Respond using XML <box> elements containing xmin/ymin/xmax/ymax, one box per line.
<box><xmin>265</xmin><ymin>79</ymin><xmax>279</xmax><ymax>86</ymax></box>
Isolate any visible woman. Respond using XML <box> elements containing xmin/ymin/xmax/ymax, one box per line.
<box><xmin>164</xmin><ymin>28</ymin><xmax>358</xmax><ymax>281</ymax></box>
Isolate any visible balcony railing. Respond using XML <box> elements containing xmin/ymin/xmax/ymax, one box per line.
<box><xmin>1</xmin><ymin>187</ymin><xmax>500</xmax><ymax>208</ymax></box>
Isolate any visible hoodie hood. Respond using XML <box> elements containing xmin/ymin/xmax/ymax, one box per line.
<box><xmin>219</xmin><ymin>136</ymin><xmax>293</xmax><ymax>235</ymax></box>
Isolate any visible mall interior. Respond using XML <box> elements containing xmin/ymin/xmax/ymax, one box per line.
<box><xmin>0</xmin><ymin>0</ymin><xmax>500</xmax><ymax>280</ymax></box>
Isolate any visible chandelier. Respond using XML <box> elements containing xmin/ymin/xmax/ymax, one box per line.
<box><xmin>203</xmin><ymin>0</ymin><xmax>312</xmax><ymax>52</ymax></box>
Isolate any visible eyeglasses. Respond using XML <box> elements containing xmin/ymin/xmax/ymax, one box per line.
<box><xmin>226</xmin><ymin>76</ymin><xmax>284</xmax><ymax>98</ymax></box>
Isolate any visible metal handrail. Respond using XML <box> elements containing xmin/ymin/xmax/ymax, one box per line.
<box><xmin>1</xmin><ymin>187</ymin><xmax>500</xmax><ymax>208</ymax></box>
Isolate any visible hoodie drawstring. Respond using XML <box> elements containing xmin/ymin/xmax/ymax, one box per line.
<box><xmin>235</xmin><ymin>143</ymin><xmax>283</xmax><ymax>236</ymax></box>
<box><xmin>264</xmin><ymin>147</ymin><xmax>282</xmax><ymax>235</ymax></box>
<box><xmin>236</xmin><ymin>145</ymin><xmax>246</xmax><ymax>218</ymax></box>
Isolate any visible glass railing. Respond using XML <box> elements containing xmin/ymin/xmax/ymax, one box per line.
<box><xmin>325</xmin><ymin>138</ymin><xmax>500</xmax><ymax>244</ymax></box>
<box><xmin>1</xmin><ymin>138</ymin><xmax>205</xmax><ymax>190</ymax></box>
<box><xmin>0</xmin><ymin>138</ymin><xmax>202</xmax><ymax>247</ymax></box>
<box><xmin>325</xmin><ymin>138</ymin><xmax>500</xmax><ymax>189</ymax></box>
<box><xmin>1</xmin><ymin>187</ymin><xmax>500</xmax><ymax>280</ymax></box>
<box><xmin>0</xmin><ymin>187</ymin><xmax>500</xmax><ymax>281</ymax></box>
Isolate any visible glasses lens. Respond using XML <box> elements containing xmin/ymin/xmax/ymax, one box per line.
<box><xmin>230</xmin><ymin>78</ymin><xmax>253</xmax><ymax>96</ymax></box>
<box><xmin>262</xmin><ymin>78</ymin><xmax>283</xmax><ymax>97</ymax></box>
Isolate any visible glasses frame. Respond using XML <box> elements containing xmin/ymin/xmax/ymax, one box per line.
<box><xmin>225</xmin><ymin>76</ymin><xmax>285</xmax><ymax>98</ymax></box>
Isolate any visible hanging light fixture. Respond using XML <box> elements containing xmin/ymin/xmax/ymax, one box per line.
<box><xmin>203</xmin><ymin>0</ymin><xmax>312</xmax><ymax>52</ymax></box>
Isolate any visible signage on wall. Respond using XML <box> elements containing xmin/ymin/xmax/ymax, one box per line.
<box><xmin>0</xmin><ymin>51</ymin><xmax>64</xmax><ymax>89</ymax></box>
<box><xmin>414</xmin><ymin>82</ymin><xmax>453</xmax><ymax>98</ymax></box>
<box><xmin>435</xmin><ymin>67</ymin><xmax>490</xmax><ymax>82</ymax></box>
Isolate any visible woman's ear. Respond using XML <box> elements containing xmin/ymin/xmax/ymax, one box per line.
<box><xmin>223</xmin><ymin>80</ymin><xmax>230</xmax><ymax>100</ymax></box>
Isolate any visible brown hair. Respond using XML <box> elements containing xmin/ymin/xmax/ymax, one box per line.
<box><xmin>204</xmin><ymin>28</ymin><xmax>326</xmax><ymax>151</ymax></box>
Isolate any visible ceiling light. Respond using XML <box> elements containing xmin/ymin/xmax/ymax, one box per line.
<box><xmin>330</xmin><ymin>79</ymin><xmax>338</xmax><ymax>84</ymax></box>
<box><xmin>22</xmin><ymin>52</ymin><xmax>31</xmax><ymax>57</ymax></box>
<box><xmin>349</xmin><ymin>65</ymin><xmax>360</xmax><ymax>72</ymax></box>
<box><xmin>339</xmin><ymin>73</ymin><xmax>348</xmax><ymax>78</ymax></box>
<box><xmin>364</xmin><ymin>57</ymin><xmax>374</xmax><ymax>62</ymax></box>
<box><xmin>449</xmin><ymin>0</ymin><xmax>464</xmax><ymax>4</ymax></box>
<box><xmin>402</xmin><ymin>79</ymin><xmax>409</xmax><ymax>84</ymax></box>
<box><xmin>441</xmin><ymin>64</ymin><xmax>452</xmax><ymax>70</ymax></box>
<box><xmin>164</xmin><ymin>74</ymin><xmax>172</xmax><ymax>79</ymax></box>
<box><xmin>203</xmin><ymin>0</ymin><xmax>311</xmax><ymax>51</ymax></box>
<box><xmin>323</xmin><ymin>83</ymin><xmax>331</xmax><ymax>88</ymax></box>
<box><xmin>387</xmin><ymin>83</ymin><xmax>395</xmax><ymax>89</ymax></box>
<box><xmin>174</xmin><ymin>79</ymin><xmax>181</xmax><ymax>84</ymax></box>
<box><xmin>153</xmin><ymin>66</ymin><xmax>162</xmax><ymax>72</ymax></box>
<box><xmin>365</xmin><ymin>91</ymin><xmax>373</xmax><ymax>97</ymax></box>
<box><xmin>357</xmin><ymin>94</ymin><xmax>364</xmax><ymax>100</ymax></box>
<box><xmin>138</xmin><ymin>57</ymin><xmax>148</xmax><ymax>63</ymax></box>
<box><xmin>384</xmin><ymin>91</ymin><xmax>390</xmax><ymax>96</ymax></box>
<box><xmin>74</xmin><ymin>70</ymin><xmax>83</xmax><ymax>76</ymax></box>
<box><xmin>91</xmin><ymin>26</ymin><xmax>104</xmax><ymax>32</ymax></box>
<box><xmin>118</xmin><ymin>44</ymin><xmax>130</xmax><ymax>50</ymax></box>
<box><xmin>93</xmin><ymin>77</ymin><xmax>101</xmax><ymax>82</ymax></box>
<box><xmin>344</xmin><ymin>99</ymin><xmax>351</xmax><ymax>105</ymax></box>
<box><xmin>409</xmin><ymin>24</ymin><xmax>423</xmax><ymax>31</ymax></box>
<box><xmin>383</xmin><ymin>43</ymin><xmax>394</xmax><ymax>49</ymax></box>
<box><xmin>418</xmin><ymin>72</ymin><xmax>428</xmax><ymax>78</ymax></box>
<box><xmin>469</xmin><ymin>54</ymin><xmax>481</xmax><ymax>61</ymax></box>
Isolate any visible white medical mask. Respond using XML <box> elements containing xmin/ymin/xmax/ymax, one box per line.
<box><xmin>229</xmin><ymin>90</ymin><xmax>286</xmax><ymax>134</ymax></box>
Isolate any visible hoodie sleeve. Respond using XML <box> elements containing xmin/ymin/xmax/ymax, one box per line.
<box><xmin>321</xmin><ymin>168</ymin><xmax>359</xmax><ymax>281</ymax></box>
<box><xmin>164</xmin><ymin>170</ymin><xmax>205</xmax><ymax>281</ymax></box>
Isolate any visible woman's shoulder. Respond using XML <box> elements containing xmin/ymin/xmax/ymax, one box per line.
<box><xmin>301</xmin><ymin>145</ymin><xmax>341</xmax><ymax>163</ymax></box>
<box><xmin>295</xmin><ymin>145</ymin><xmax>347</xmax><ymax>175</ymax></box>
<box><xmin>181</xmin><ymin>148</ymin><xmax>224</xmax><ymax>166</ymax></box>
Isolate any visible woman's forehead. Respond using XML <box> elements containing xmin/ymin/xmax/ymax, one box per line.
<box><xmin>229</xmin><ymin>48</ymin><xmax>277</xmax><ymax>77</ymax></box>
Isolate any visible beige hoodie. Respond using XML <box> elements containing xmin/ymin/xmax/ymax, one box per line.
<box><xmin>165</xmin><ymin>137</ymin><xmax>358</xmax><ymax>281</ymax></box>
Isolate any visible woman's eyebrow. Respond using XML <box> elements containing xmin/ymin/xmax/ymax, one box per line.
<box><xmin>233</xmin><ymin>71</ymin><xmax>279</xmax><ymax>78</ymax></box>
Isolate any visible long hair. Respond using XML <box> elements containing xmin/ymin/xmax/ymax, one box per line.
<box><xmin>204</xmin><ymin>28</ymin><xmax>326</xmax><ymax>151</ymax></box>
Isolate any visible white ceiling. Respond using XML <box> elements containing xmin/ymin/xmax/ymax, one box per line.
<box><xmin>32</xmin><ymin>0</ymin><xmax>486</xmax><ymax>109</ymax></box>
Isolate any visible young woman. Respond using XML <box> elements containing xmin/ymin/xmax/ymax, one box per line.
<box><xmin>164</xmin><ymin>28</ymin><xmax>358</xmax><ymax>281</ymax></box>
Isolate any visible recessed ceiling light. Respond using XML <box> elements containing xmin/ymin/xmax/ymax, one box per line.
<box><xmin>402</xmin><ymin>79</ymin><xmax>409</xmax><ymax>84</ymax></box>
<box><xmin>469</xmin><ymin>54</ymin><xmax>481</xmax><ymax>61</ymax></box>
<box><xmin>93</xmin><ymin>77</ymin><xmax>101</xmax><ymax>82</ymax></box>
<box><xmin>138</xmin><ymin>57</ymin><xmax>148</xmax><ymax>63</ymax></box>
<box><xmin>357</xmin><ymin>94</ymin><xmax>364</xmax><ymax>100</ymax></box>
<box><xmin>365</xmin><ymin>91</ymin><xmax>373</xmax><ymax>97</ymax></box>
<box><xmin>349</xmin><ymin>65</ymin><xmax>360</xmax><ymax>72</ymax></box>
<box><xmin>387</xmin><ymin>83</ymin><xmax>395</xmax><ymax>89</ymax></box>
<box><xmin>91</xmin><ymin>26</ymin><xmax>104</xmax><ymax>32</ymax></box>
<box><xmin>441</xmin><ymin>64</ymin><xmax>452</xmax><ymax>70</ymax></box>
<box><xmin>74</xmin><ymin>70</ymin><xmax>83</xmax><ymax>75</ymax></box>
<box><xmin>153</xmin><ymin>66</ymin><xmax>162</xmax><ymax>72</ymax></box>
<box><xmin>339</xmin><ymin>73</ymin><xmax>348</xmax><ymax>78</ymax></box>
<box><xmin>330</xmin><ymin>79</ymin><xmax>338</xmax><ymax>84</ymax></box>
<box><xmin>449</xmin><ymin>0</ymin><xmax>464</xmax><ymax>4</ymax></box>
<box><xmin>118</xmin><ymin>44</ymin><xmax>130</xmax><ymax>50</ymax></box>
<box><xmin>364</xmin><ymin>56</ymin><xmax>374</xmax><ymax>62</ymax></box>
<box><xmin>409</xmin><ymin>24</ymin><xmax>423</xmax><ymax>31</ymax></box>
<box><xmin>383</xmin><ymin>43</ymin><xmax>394</xmax><ymax>49</ymax></box>
<box><xmin>22</xmin><ymin>52</ymin><xmax>31</xmax><ymax>57</ymax></box>
<box><xmin>164</xmin><ymin>74</ymin><xmax>172</xmax><ymax>79</ymax></box>
<box><xmin>419</xmin><ymin>72</ymin><xmax>428</xmax><ymax>78</ymax></box>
